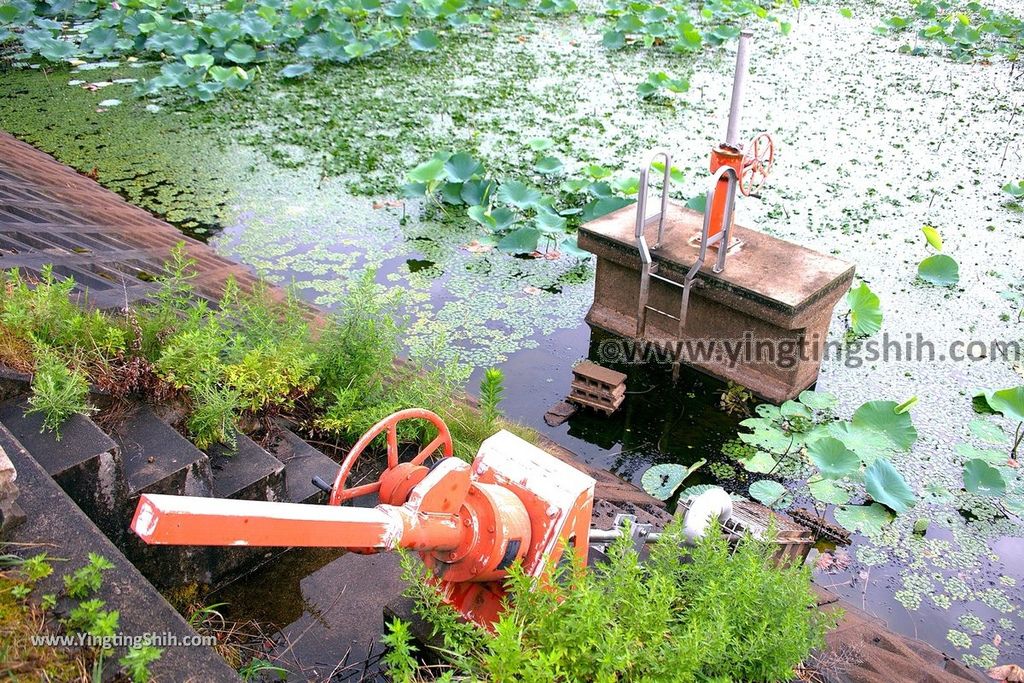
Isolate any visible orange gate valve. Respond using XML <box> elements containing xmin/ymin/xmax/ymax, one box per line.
<box><xmin>131</xmin><ymin>409</ymin><xmax>595</xmax><ymax>629</ymax></box>
<box><xmin>706</xmin><ymin>30</ymin><xmax>775</xmax><ymax>241</ymax></box>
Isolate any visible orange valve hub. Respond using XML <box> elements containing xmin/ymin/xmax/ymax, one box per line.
<box><xmin>424</xmin><ymin>482</ymin><xmax>532</xmax><ymax>583</ymax></box>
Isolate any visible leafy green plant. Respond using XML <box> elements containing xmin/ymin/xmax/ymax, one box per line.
<box><xmin>478</xmin><ymin>368</ymin><xmax>505</xmax><ymax>425</ymax></box>
<box><xmin>66</xmin><ymin>598</ymin><xmax>119</xmax><ymax>640</ymax></box>
<box><xmin>846</xmin><ymin>281</ymin><xmax>883</xmax><ymax>338</ymax></box>
<box><xmin>224</xmin><ymin>343</ymin><xmax>319</xmax><ymax>412</ymax></box>
<box><xmin>0</xmin><ymin>265</ymin><xmax>128</xmax><ymax>360</ymax></box>
<box><xmin>636</xmin><ymin>71</ymin><xmax>689</xmax><ymax>99</ymax></box>
<box><xmin>719</xmin><ymin>380</ymin><xmax>753</xmax><ymax>415</ymax></box>
<box><xmin>725</xmin><ymin>390</ymin><xmax>919</xmax><ymax>536</ymax></box>
<box><xmin>916</xmin><ymin>225</ymin><xmax>959</xmax><ymax>286</ymax></box>
<box><xmin>119</xmin><ymin>642</ymin><xmax>163</xmax><ymax>683</ymax></box>
<box><xmin>239</xmin><ymin>658</ymin><xmax>288</xmax><ymax>681</ymax></box>
<box><xmin>0</xmin><ymin>0</ymin><xmax>563</xmax><ymax>101</ymax></box>
<box><xmin>1004</xmin><ymin>180</ymin><xmax>1024</xmax><ymax>212</ymax></box>
<box><xmin>64</xmin><ymin>553</ymin><xmax>115</xmax><ymax>600</ymax></box>
<box><xmin>407</xmin><ymin>150</ymin><xmax>673</xmax><ymax>257</ymax></box>
<box><xmin>601</xmin><ymin>0</ymin><xmax>794</xmax><ymax>55</ymax></box>
<box><xmin>381</xmin><ymin>618</ymin><xmax>420</xmax><ymax>682</ymax></box>
<box><xmin>966</xmin><ymin>386</ymin><xmax>1024</xmax><ymax>515</ymax></box>
<box><xmin>26</xmin><ymin>349</ymin><xmax>94</xmax><ymax>438</ymax></box>
<box><xmin>388</xmin><ymin>517</ymin><xmax>836</xmax><ymax>681</ymax></box>
<box><xmin>187</xmin><ymin>383</ymin><xmax>242</xmax><ymax>451</ymax></box>
<box><xmin>878</xmin><ymin>0</ymin><xmax>1024</xmax><ymax>62</ymax></box>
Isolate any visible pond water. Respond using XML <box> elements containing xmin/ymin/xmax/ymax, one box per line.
<box><xmin>2</xmin><ymin>0</ymin><xmax>1023</xmax><ymax>672</ymax></box>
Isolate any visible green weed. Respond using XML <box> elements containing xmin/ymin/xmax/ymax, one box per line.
<box><xmin>26</xmin><ymin>349</ymin><xmax>93</xmax><ymax>438</ymax></box>
<box><xmin>387</xmin><ymin>518</ymin><xmax>836</xmax><ymax>681</ymax></box>
<box><xmin>118</xmin><ymin>643</ymin><xmax>163</xmax><ymax>683</ymax></box>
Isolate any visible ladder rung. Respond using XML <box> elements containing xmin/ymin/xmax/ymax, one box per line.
<box><xmin>644</xmin><ymin>305</ymin><xmax>680</xmax><ymax>321</ymax></box>
<box><xmin>650</xmin><ymin>272</ymin><xmax>683</xmax><ymax>288</ymax></box>
<box><xmin>643</xmin><ymin>212</ymin><xmax>663</xmax><ymax>227</ymax></box>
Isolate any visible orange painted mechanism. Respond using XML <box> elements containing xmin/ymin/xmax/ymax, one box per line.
<box><xmin>131</xmin><ymin>408</ymin><xmax>595</xmax><ymax>628</ymax></box>
<box><xmin>706</xmin><ymin>29</ymin><xmax>776</xmax><ymax>240</ymax></box>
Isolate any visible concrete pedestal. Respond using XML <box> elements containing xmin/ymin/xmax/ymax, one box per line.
<box><xmin>578</xmin><ymin>202</ymin><xmax>854</xmax><ymax>403</ymax></box>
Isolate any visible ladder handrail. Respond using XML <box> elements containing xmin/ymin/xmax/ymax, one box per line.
<box><xmin>634</xmin><ymin>149</ymin><xmax>673</xmax><ymax>266</ymax></box>
<box><xmin>635</xmin><ymin>163</ymin><xmax>739</xmax><ymax>341</ymax></box>
<box><xmin>689</xmin><ymin>164</ymin><xmax>739</xmax><ymax>281</ymax></box>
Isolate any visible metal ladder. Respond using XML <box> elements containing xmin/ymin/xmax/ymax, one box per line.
<box><xmin>634</xmin><ymin>162</ymin><xmax>740</xmax><ymax>339</ymax></box>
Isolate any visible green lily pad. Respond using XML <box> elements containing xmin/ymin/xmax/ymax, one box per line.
<box><xmin>798</xmin><ymin>390</ymin><xmax>837</xmax><ymax>411</ymax></box>
<box><xmin>987</xmin><ymin>386</ymin><xmax>1024</xmax><ymax>423</ymax></box>
<box><xmin>749</xmin><ymin>480</ymin><xmax>788</xmax><ymax>508</ymax></box>
<box><xmin>467</xmin><ymin>205</ymin><xmax>496</xmax><ymax>230</ymax></box>
<box><xmin>781</xmin><ymin>400</ymin><xmax>812</xmax><ymax>419</ymax></box>
<box><xmin>807</xmin><ymin>437</ymin><xmax>861</xmax><ymax>479</ymax></box>
<box><xmin>834</xmin><ymin>503</ymin><xmax>893</xmax><ymax>537</ymax></box>
<box><xmin>864</xmin><ymin>458</ymin><xmax>916</xmax><ymax>513</ymax></box>
<box><xmin>969</xmin><ymin>419</ymin><xmax>1006</xmax><ymax>444</ymax></box>
<box><xmin>918</xmin><ymin>254</ymin><xmax>960</xmax><ymax>286</ymax></box>
<box><xmin>847</xmin><ymin>282</ymin><xmax>882</xmax><ymax>336</ymax></box>
<box><xmin>641</xmin><ymin>460</ymin><xmax>705</xmax><ymax>501</ymax></box>
<box><xmin>808</xmin><ymin>478</ymin><xmax>851</xmax><ymax>505</ymax></box>
<box><xmin>183</xmin><ymin>53</ymin><xmax>215</xmax><ymax>69</ymax></box>
<box><xmin>408</xmin><ymin>156</ymin><xmax>447</xmax><ymax>184</ymax></box>
<box><xmin>278</xmin><ymin>62</ymin><xmax>313</xmax><ymax>78</ymax></box>
<box><xmin>738</xmin><ymin>450</ymin><xmax>778</xmax><ymax>474</ymax></box>
<box><xmin>602</xmin><ymin>29</ymin><xmax>625</xmax><ymax>49</ymax></box>
<box><xmin>954</xmin><ymin>443</ymin><xmax>1008</xmax><ymax>465</ymax></box>
<box><xmin>534</xmin><ymin>156</ymin><xmax>564</xmax><ymax>175</ymax></box>
<box><xmin>963</xmin><ymin>458</ymin><xmax>1006</xmax><ymax>497</ymax></box>
<box><xmin>443</xmin><ymin>153</ymin><xmax>482</xmax><ymax>183</ymax></box>
<box><xmin>224</xmin><ymin>42</ymin><xmax>256</xmax><ymax>64</ymax></box>
<box><xmin>497</xmin><ymin>181</ymin><xmax>542</xmax><ymax>210</ymax></box>
<box><xmin>854</xmin><ymin>401</ymin><xmax>918</xmax><ymax>450</ymax></box>
<box><xmin>409</xmin><ymin>29</ymin><xmax>440</xmax><ymax>51</ymax></box>
<box><xmin>496</xmin><ymin>226</ymin><xmax>540</xmax><ymax>254</ymax></box>
<box><xmin>560</xmin><ymin>236</ymin><xmax>591</xmax><ymax>260</ymax></box>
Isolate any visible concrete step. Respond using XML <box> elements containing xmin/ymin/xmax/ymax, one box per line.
<box><xmin>207</xmin><ymin>432</ymin><xmax>286</xmax><ymax>502</ymax></box>
<box><xmin>0</xmin><ymin>397</ymin><xmax>126</xmax><ymax>539</ymax></box>
<box><xmin>267</xmin><ymin>426</ymin><xmax>339</xmax><ymax>505</ymax></box>
<box><xmin>0</xmin><ymin>422</ymin><xmax>240</xmax><ymax>681</ymax></box>
<box><xmin>113</xmin><ymin>402</ymin><xmax>213</xmax><ymax>498</ymax></box>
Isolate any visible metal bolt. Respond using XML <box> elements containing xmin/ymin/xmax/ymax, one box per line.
<box><xmin>464</xmin><ymin>518</ymin><xmax>472</xmax><ymax>527</ymax></box>
<box><xmin>487</xmin><ymin>525</ymin><xmax>495</xmax><ymax>533</ymax></box>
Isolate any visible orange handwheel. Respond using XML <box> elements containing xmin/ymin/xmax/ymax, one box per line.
<box><xmin>328</xmin><ymin>408</ymin><xmax>454</xmax><ymax>505</ymax></box>
<box><xmin>740</xmin><ymin>132</ymin><xmax>774</xmax><ymax>196</ymax></box>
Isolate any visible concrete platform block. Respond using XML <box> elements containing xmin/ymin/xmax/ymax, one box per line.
<box><xmin>208</xmin><ymin>432</ymin><xmax>286</xmax><ymax>502</ymax></box>
<box><xmin>114</xmin><ymin>403</ymin><xmax>212</xmax><ymax>498</ymax></box>
<box><xmin>0</xmin><ymin>398</ymin><xmax>125</xmax><ymax>538</ymax></box>
<box><xmin>578</xmin><ymin>201</ymin><xmax>855</xmax><ymax>403</ymax></box>
<box><xmin>268</xmin><ymin>426</ymin><xmax>339</xmax><ymax>504</ymax></box>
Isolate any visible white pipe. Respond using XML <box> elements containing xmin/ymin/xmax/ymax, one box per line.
<box><xmin>682</xmin><ymin>487</ymin><xmax>733</xmax><ymax>544</ymax></box>
<box><xmin>724</xmin><ymin>31</ymin><xmax>753</xmax><ymax>149</ymax></box>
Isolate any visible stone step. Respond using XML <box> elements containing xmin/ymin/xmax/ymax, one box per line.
<box><xmin>113</xmin><ymin>402</ymin><xmax>213</xmax><ymax>498</ymax></box>
<box><xmin>0</xmin><ymin>421</ymin><xmax>240</xmax><ymax>680</ymax></box>
<box><xmin>207</xmin><ymin>432</ymin><xmax>286</xmax><ymax>502</ymax></box>
<box><xmin>0</xmin><ymin>397</ymin><xmax>126</xmax><ymax>539</ymax></box>
<box><xmin>267</xmin><ymin>425</ymin><xmax>339</xmax><ymax>505</ymax></box>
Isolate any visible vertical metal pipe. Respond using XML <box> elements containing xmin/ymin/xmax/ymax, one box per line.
<box><xmin>724</xmin><ymin>30</ymin><xmax>752</xmax><ymax>149</ymax></box>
